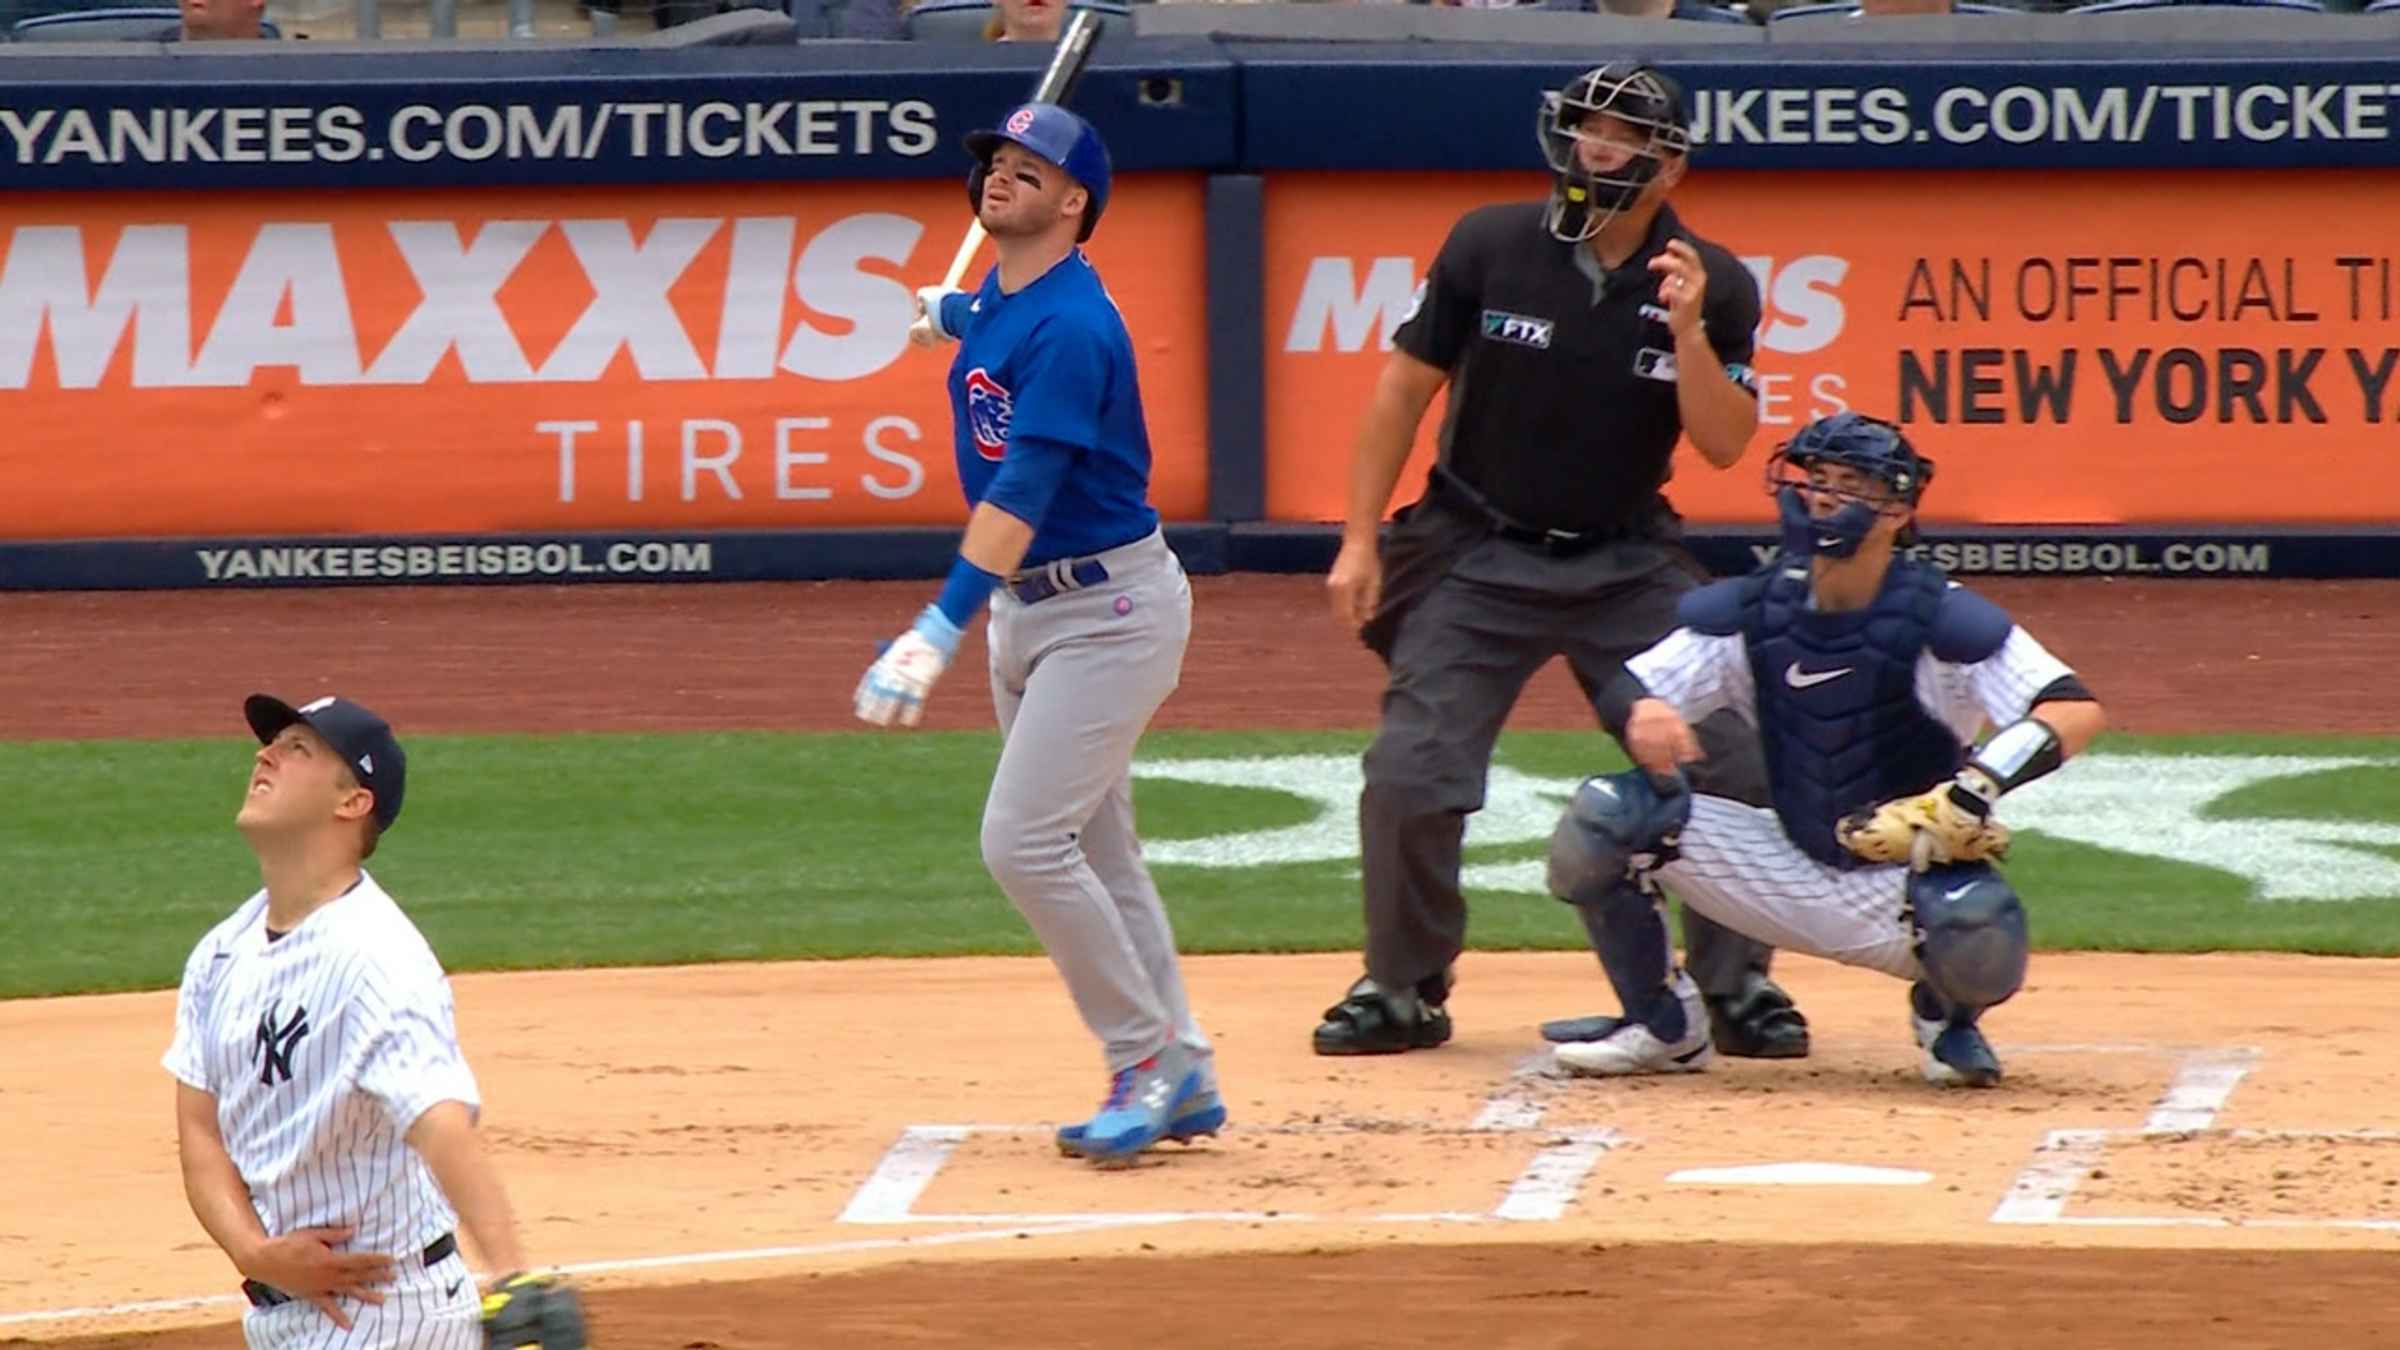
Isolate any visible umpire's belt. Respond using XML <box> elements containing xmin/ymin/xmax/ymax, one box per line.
<box><xmin>1428</xmin><ymin>464</ymin><xmax>1633</xmax><ymax>557</ymax></box>
<box><xmin>1007</xmin><ymin>556</ymin><xmax>1109</xmax><ymax>606</ymax></box>
<box><xmin>243</xmin><ymin>1231</ymin><xmax>456</xmax><ymax>1309</ymax></box>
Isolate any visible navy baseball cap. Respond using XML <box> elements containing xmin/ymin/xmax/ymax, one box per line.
<box><xmin>965</xmin><ymin>103</ymin><xmax>1112</xmax><ymax>232</ymax></box>
<box><xmin>244</xmin><ymin>694</ymin><xmax>407</xmax><ymax>831</ymax></box>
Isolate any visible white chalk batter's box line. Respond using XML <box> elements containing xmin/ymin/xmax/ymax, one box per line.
<box><xmin>1995</xmin><ymin>1044</ymin><xmax>2400</xmax><ymax>1231</ymax></box>
<box><xmin>836</xmin><ymin>1122</ymin><xmax>1628</xmax><ymax>1228</ymax></box>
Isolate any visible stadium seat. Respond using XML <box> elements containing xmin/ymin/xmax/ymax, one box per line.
<box><xmin>1769</xmin><ymin>1</ymin><xmax>2018</xmax><ymax>16</ymax></box>
<box><xmin>2068</xmin><ymin>0</ymin><xmax>2321</xmax><ymax>11</ymax></box>
<box><xmin>11</xmin><ymin>5</ymin><xmax>281</xmax><ymax>36</ymax></box>
<box><xmin>903</xmin><ymin>0</ymin><xmax>1127</xmax><ymax>40</ymax></box>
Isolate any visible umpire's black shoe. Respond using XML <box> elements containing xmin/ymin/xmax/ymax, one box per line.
<box><xmin>1705</xmin><ymin>972</ymin><xmax>1811</xmax><ymax>1059</ymax></box>
<box><xmin>1312</xmin><ymin>972</ymin><xmax>1453</xmax><ymax>1055</ymax></box>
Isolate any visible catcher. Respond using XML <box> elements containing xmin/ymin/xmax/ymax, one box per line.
<box><xmin>1538</xmin><ymin>412</ymin><xmax>2105</xmax><ymax>1087</ymax></box>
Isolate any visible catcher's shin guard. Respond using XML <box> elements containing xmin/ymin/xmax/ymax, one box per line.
<box><xmin>1549</xmin><ymin>771</ymin><xmax>1695</xmax><ymax>1037</ymax></box>
<box><xmin>1904</xmin><ymin>861</ymin><xmax>2027</xmax><ymax>1014</ymax></box>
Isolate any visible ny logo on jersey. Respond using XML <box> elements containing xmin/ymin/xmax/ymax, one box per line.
<box><xmin>964</xmin><ymin>367</ymin><xmax>1013</xmax><ymax>463</ymax></box>
<box><xmin>253</xmin><ymin>999</ymin><xmax>311</xmax><ymax>1087</ymax></box>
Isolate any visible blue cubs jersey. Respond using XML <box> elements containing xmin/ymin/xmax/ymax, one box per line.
<box><xmin>944</xmin><ymin>251</ymin><xmax>1160</xmax><ymax>567</ymax></box>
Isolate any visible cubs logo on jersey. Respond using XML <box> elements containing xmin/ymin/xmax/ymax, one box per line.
<box><xmin>965</xmin><ymin>368</ymin><xmax>1014</xmax><ymax>461</ymax></box>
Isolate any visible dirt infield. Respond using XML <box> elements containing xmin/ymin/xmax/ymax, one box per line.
<box><xmin>5</xmin><ymin>576</ymin><xmax>2397</xmax><ymax>739</ymax></box>
<box><xmin>3</xmin><ymin>574</ymin><xmax>2397</xmax><ymax>1348</ymax></box>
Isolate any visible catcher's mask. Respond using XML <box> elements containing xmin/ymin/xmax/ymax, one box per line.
<box><xmin>1537</xmin><ymin>63</ymin><xmax>1691</xmax><ymax>244</ymax></box>
<box><xmin>1766</xmin><ymin>412</ymin><xmax>1935</xmax><ymax>560</ymax></box>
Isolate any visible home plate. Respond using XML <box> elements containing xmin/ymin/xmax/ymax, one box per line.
<box><xmin>1667</xmin><ymin>1162</ymin><xmax>1932</xmax><ymax>1186</ymax></box>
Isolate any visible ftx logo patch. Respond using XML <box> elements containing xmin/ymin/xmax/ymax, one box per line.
<box><xmin>1480</xmin><ymin>309</ymin><xmax>1553</xmax><ymax>350</ymax></box>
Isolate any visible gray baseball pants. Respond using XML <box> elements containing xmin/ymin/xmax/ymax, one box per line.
<box><xmin>981</xmin><ymin>529</ymin><xmax>1213</xmax><ymax>1076</ymax></box>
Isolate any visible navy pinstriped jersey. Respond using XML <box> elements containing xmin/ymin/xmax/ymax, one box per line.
<box><xmin>164</xmin><ymin>874</ymin><xmax>478</xmax><ymax>1258</ymax></box>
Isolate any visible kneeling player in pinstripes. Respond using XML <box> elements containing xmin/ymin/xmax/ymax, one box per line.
<box><xmin>166</xmin><ymin>694</ymin><xmax>583</xmax><ymax>1348</ymax></box>
<box><xmin>1543</xmin><ymin>414</ymin><xmax>2107</xmax><ymax>1087</ymax></box>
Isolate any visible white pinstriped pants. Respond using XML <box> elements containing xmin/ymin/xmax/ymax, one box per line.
<box><xmin>1657</xmin><ymin>796</ymin><xmax>1926</xmax><ymax>981</ymax></box>
<box><xmin>242</xmin><ymin>1246</ymin><xmax>480</xmax><ymax>1350</ymax></box>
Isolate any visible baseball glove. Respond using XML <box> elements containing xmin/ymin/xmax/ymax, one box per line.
<box><xmin>482</xmin><ymin>1272</ymin><xmax>587</xmax><ymax>1350</ymax></box>
<box><xmin>1836</xmin><ymin>779</ymin><xmax>2011</xmax><ymax>867</ymax></box>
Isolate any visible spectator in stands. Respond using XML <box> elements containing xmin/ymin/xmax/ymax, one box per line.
<box><xmin>983</xmin><ymin>0</ymin><xmax>1064</xmax><ymax>38</ymax></box>
<box><xmin>854</xmin><ymin>0</ymin><xmax>1064</xmax><ymax>41</ymax></box>
<box><xmin>180</xmin><ymin>0</ymin><xmax>268</xmax><ymax>38</ymax></box>
<box><xmin>1537</xmin><ymin>0</ymin><xmax>1756</xmax><ymax>20</ymax></box>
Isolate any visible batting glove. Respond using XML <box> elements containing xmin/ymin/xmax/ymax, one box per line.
<box><xmin>854</xmin><ymin>604</ymin><xmax>965</xmax><ymax>728</ymax></box>
<box><xmin>913</xmin><ymin>285</ymin><xmax>965</xmax><ymax>344</ymax></box>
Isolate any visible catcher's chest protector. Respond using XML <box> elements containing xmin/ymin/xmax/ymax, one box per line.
<box><xmin>1741</xmin><ymin>559</ymin><xmax>1965</xmax><ymax>868</ymax></box>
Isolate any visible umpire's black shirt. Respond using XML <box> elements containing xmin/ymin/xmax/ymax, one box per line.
<box><xmin>1392</xmin><ymin>201</ymin><xmax>1762</xmax><ymax>537</ymax></box>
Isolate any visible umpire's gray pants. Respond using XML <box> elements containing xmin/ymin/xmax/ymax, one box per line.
<box><xmin>982</xmin><ymin>530</ymin><xmax>1212</xmax><ymax>1075</ymax></box>
<box><xmin>1359</xmin><ymin>558</ymin><xmax>1772</xmax><ymax>996</ymax></box>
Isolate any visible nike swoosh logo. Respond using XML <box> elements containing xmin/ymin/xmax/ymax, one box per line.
<box><xmin>1784</xmin><ymin>662</ymin><xmax>1854</xmax><ymax>689</ymax></box>
<box><xmin>446</xmin><ymin>1278</ymin><xmax>465</xmax><ymax>1297</ymax></box>
<box><xmin>1944</xmin><ymin>883</ymin><xmax>1975</xmax><ymax>901</ymax></box>
<box><xmin>211</xmin><ymin>953</ymin><xmax>231</xmax><ymax>962</ymax></box>
<box><xmin>1818</xmin><ymin>537</ymin><xmax>1842</xmax><ymax>550</ymax></box>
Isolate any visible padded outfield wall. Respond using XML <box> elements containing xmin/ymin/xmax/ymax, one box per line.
<box><xmin>3</xmin><ymin>13</ymin><xmax>2398</xmax><ymax>586</ymax></box>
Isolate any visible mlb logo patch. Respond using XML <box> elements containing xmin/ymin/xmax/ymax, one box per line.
<box><xmin>1479</xmin><ymin>309</ymin><xmax>1553</xmax><ymax>350</ymax></box>
<box><xmin>1633</xmin><ymin>347</ymin><xmax>1679</xmax><ymax>383</ymax></box>
<box><xmin>965</xmin><ymin>368</ymin><xmax>1013</xmax><ymax>461</ymax></box>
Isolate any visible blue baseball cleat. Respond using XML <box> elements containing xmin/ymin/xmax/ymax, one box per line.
<box><xmin>1055</xmin><ymin>1045</ymin><xmax>1215</xmax><ymax>1164</ymax></box>
<box><xmin>1910</xmin><ymin>981</ymin><xmax>2003</xmax><ymax>1088</ymax></box>
<box><xmin>1054</xmin><ymin>1091</ymin><xmax>1227</xmax><ymax>1156</ymax></box>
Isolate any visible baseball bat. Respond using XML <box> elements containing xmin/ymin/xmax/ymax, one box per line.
<box><xmin>912</xmin><ymin>10</ymin><xmax>1104</xmax><ymax>341</ymax></box>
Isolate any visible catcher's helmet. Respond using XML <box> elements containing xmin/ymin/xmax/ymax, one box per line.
<box><xmin>965</xmin><ymin>103</ymin><xmax>1113</xmax><ymax>243</ymax></box>
<box><xmin>1536</xmin><ymin>62</ymin><xmax>1691</xmax><ymax>243</ymax></box>
<box><xmin>1766</xmin><ymin>413</ymin><xmax>1936</xmax><ymax>559</ymax></box>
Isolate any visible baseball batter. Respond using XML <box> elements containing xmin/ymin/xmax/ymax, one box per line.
<box><xmin>858</xmin><ymin>104</ymin><xmax>1221</xmax><ymax>1163</ymax></box>
<box><xmin>166</xmin><ymin>694</ymin><xmax>583</xmax><ymax>1348</ymax></box>
<box><xmin>1543</xmin><ymin>415</ymin><xmax>2107</xmax><ymax>1085</ymax></box>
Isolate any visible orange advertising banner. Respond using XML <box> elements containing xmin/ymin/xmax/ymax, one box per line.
<box><xmin>0</xmin><ymin>178</ymin><xmax>1209</xmax><ymax>540</ymax></box>
<box><xmin>1264</xmin><ymin>169</ymin><xmax>2400</xmax><ymax>527</ymax></box>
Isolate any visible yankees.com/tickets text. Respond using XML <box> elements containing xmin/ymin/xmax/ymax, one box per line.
<box><xmin>1689</xmin><ymin>81</ymin><xmax>2400</xmax><ymax>147</ymax></box>
<box><xmin>0</xmin><ymin>100</ymin><xmax>938</xmax><ymax>167</ymax></box>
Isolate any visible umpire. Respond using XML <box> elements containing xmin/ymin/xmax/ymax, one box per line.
<box><xmin>1313</xmin><ymin>61</ymin><xmax>1808</xmax><ymax>1061</ymax></box>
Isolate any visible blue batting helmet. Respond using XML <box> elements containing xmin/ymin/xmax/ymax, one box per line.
<box><xmin>965</xmin><ymin>103</ymin><xmax>1113</xmax><ymax>242</ymax></box>
<box><xmin>1766</xmin><ymin>413</ymin><xmax>1936</xmax><ymax>558</ymax></box>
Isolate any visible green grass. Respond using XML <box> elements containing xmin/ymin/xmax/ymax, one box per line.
<box><xmin>2</xmin><ymin>729</ymin><xmax>2396</xmax><ymax>999</ymax></box>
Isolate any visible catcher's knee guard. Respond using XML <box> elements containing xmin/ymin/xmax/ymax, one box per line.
<box><xmin>1906</xmin><ymin>862</ymin><xmax>2027</xmax><ymax>1014</ymax></box>
<box><xmin>1549</xmin><ymin>771</ymin><xmax>1693</xmax><ymax>1028</ymax></box>
<box><xmin>1546</xmin><ymin>769</ymin><xmax>1691</xmax><ymax>912</ymax></box>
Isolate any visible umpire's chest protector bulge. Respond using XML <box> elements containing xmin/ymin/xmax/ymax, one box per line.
<box><xmin>1723</xmin><ymin>559</ymin><xmax>1972</xmax><ymax>868</ymax></box>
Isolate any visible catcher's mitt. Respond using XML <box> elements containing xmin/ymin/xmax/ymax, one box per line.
<box><xmin>1836</xmin><ymin>778</ymin><xmax>2011</xmax><ymax>867</ymax></box>
<box><xmin>482</xmin><ymin>1272</ymin><xmax>587</xmax><ymax>1350</ymax></box>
